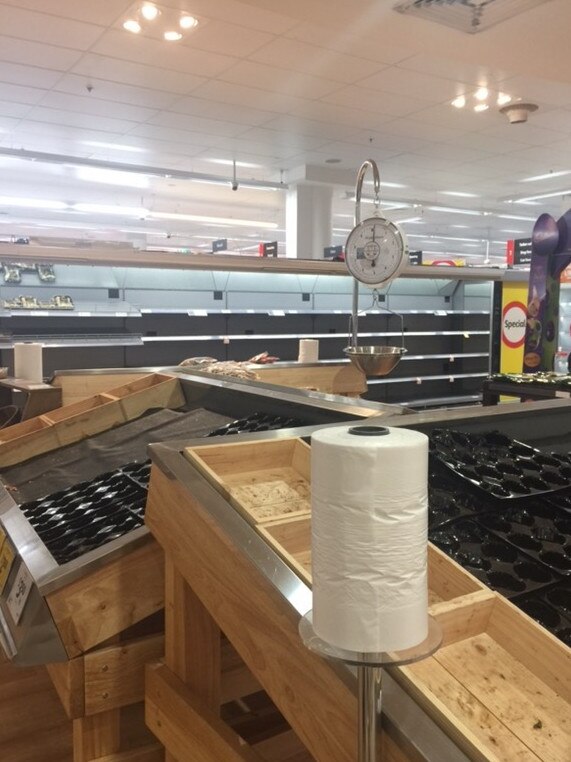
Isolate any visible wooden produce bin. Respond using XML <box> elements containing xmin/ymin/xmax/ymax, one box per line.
<box><xmin>145</xmin><ymin>438</ymin><xmax>571</xmax><ymax>762</ymax></box>
<box><xmin>0</xmin><ymin>373</ymin><xmax>188</xmax><ymax>762</ymax></box>
<box><xmin>252</xmin><ymin>362</ymin><xmax>367</xmax><ymax>397</ymax></box>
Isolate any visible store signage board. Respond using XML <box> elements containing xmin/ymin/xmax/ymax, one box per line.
<box><xmin>259</xmin><ymin>241</ymin><xmax>278</xmax><ymax>257</ymax></box>
<box><xmin>0</xmin><ymin>541</ymin><xmax>15</xmax><ymax>595</ymax></box>
<box><xmin>6</xmin><ymin>561</ymin><xmax>33</xmax><ymax>624</ymax></box>
<box><xmin>514</xmin><ymin>238</ymin><xmax>532</xmax><ymax>266</ymax></box>
<box><xmin>212</xmin><ymin>238</ymin><xmax>228</xmax><ymax>253</ymax></box>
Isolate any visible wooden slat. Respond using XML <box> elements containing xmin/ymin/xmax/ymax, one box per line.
<box><xmin>396</xmin><ymin>658</ymin><xmax>541</xmax><ymax>762</ymax></box>
<box><xmin>47</xmin><ymin>539</ymin><xmax>164</xmax><ymax>658</ymax></box>
<box><xmin>0</xmin><ymin>418</ymin><xmax>59</xmax><ymax>467</ymax></box>
<box><xmin>106</xmin><ymin>375</ymin><xmax>185</xmax><ymax>421</ymax></box>
<box><xmin>435</xmin><ymin>633</ymin><xmax>571</xmax><ymax>762</ymax></box>
<box><xmin>221</xmin><ymin>640</ymin><xmax>261</xmax><ymax>704</ymax></box>
<box><xmin>0</xmin><ymin>660</ymin><xmax>72</xmax><ymax>762</ymax></box>
<box><xmin>164</xmin><ymin>559</ymin><xmax>221</xmax><ymax>710</ymax></box>
<box><xmin>253</xmin><ymin>729</ymin><xmax>312</xmax><ymax>761</ymax></box>
<box><xmin>47</xmin><ymin>657</ymin><xmax>85</xmax><ymax>719</ymax></box>
<box><xmin>88</xmin><ymin>744</ymin><xmax>163</xmax><ymax>762</ymax></box>
<box><xmin>427</xmin><ymin>544</ymin><xmax>486</xmax><ymax>603</ymax></box>
<box><xmin>146</xmin><ymin>467</ymin><xmax>358</xmax><ymax>762</ymax></box>
<box><xmin>487</xmin><ymin>596</ymin><xmax>571</xmax><ymax>704</ymax></box>
<box><xmin>52</xmin><ymin>373</ymin><xmax>148</xmax><ymax>407</ymax></box>
<box><xmin>73</xmin><ymin>709</ymin><xmax>121</xmax><ymax>762</ymax></box>
<box><xmin>253</xmin><ymin>364</ymin><xmax>367</xmax><ymax>396</ymax></box>
<box><xmin>428</xmin><ymin>590</ymin><xmax>495</xmax><ymax>647</ymax></box>
<box><xmin>84</xmin><ymin>634</ymin><xmax>165</xmax><ymax>716</ymax></box>
<box><xmin>46</xmin><ymin>398</ymin><xmax>126</xmax><ymax>446</ymax></box>
<box><xmin>146</xmin><ymin>663</ymin><xmax>265</xmax><ymax>762</ymax></box>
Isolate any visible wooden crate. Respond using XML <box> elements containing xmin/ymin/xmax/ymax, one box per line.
<box><xmin>43</xmin><ymin>393</ymin><xmax>125</xmax><ymax>446</ymax></box>
<box><xmin>0</xmin><ymin>415</ymin><xmax>59</xmax><ymax>467</ymax></box>
<box><xmin>394</xmin><ymin>593</ymin><xmax>571</xmax><ymax>762</ymax></box>
<box><xmin>253</xmin><ymin>363</ymin><xmax>367</xmax><ymax>397</ymax></box>
<box><xmin>106</xmin><ymin>373</ymin><xmax>185</xmax><ymax>421</ymax></box>
<box><xmin>258</xmin><ymin>514</ymin><xmax>485</xmax><ymax>603</ymax></box>
<box><xmin>185</xmin><ymin>438</ymin><xmax>311</xmax><ymax>525</ymax></box>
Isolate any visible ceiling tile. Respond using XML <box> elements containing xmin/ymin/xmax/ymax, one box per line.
<box><xmin>0</xmin><ymin>61</ymin><xmax>64</xmax><ymax>89</ymax></box>
<box><xmin>181</xmin><ymin>18</ymin><xmax>273</xmax><ymax>58</ymax></box>
<box><xmin>128</xmin><ymin>123</ymin><xmax>224</xmax><ymax>148</ymax></box>
<box><xmin>38</xmin><ymin>91</ymin><xmax>158</xmax><ymax>122</ymax></box>
<box><xmin>54</xmin><ymin>74</ymin><xmax>178</xmax><ymax>109</ymax></box>
<box><xmin>315</xmin><ymin>141</ymin><xmax>398</xmax><ymax>163</ymax></box>
<box><xmin>0</xmin><ymin>81</ymin><xmax>46</xmax><ymax>105</ymax></box>
<box><xmin>286</xmin><ymin>23</ymin><xmax>414</xmax><ymax>65</ymax></box>
<box><xmin>235</xmin><ymin>126</ymin><xmax>328</xmax><ymax>152</ymax></box>
<box><xmin>0</xmin><ymin>0</ymin><xmax>129</xmax><ymax>25</ymax></box>
<box><xmin>0</xmin><ymin>35</ymin><xmax>83</xmax><ymax>70</ymax></box>
<box><xmin>295</xmin><ymin>100</ymin><xmax>394</xmax><ymax>129</ymax></box>
<box><xmin>409</xmin><ymin>143</ymin><xmax>495</xmax><ymax>163</ymax></box>
<box><xmin>500</xmin><ymin>74</ymin><xmax>571</xmax><ymax>107</ymax></box>
<box><xmin>71</xmin><ymin>54</ymin><xmax>206</xmax><ymax>95</ymax></box>
<box><xmin>407</xmin><ymin>103</ymin><xmax>499</xmax><ymax>131</ymax></box>
<box><xmin>260</xmin><ymin>115</ymin><xmax>356</xmax><ymax>142</ymax></box>
<box><xmin>173</xmin><ymin>0</ymin><xmax>298</xmax><ymax>35</ymax></box>
<box><xmin>378</xmin><ymin>118</ymin><xmax>465</xmax><ymax>143</ymax></box>
<box><xmin>192</xmin><ymin>79</ymin><xmax>308</xmax><ymax>115</ymax></box>
<box><xmin>168</xmin><ymin>95</ymin><xmax>275</xmax><ymax>127</ymax></box>
<box><xmin>0</xmin><ymin>99</ymin><xmax>34</xmax><ymax>118</ymax></box>
<box><xmin>219</xmin><ymin>60</ymin><xmax>342</xmax><ymax>99</ymax></box>
<box><xmin>22</xmin><ymin>106</ymin><xmax>138</xmax><ymax>134</ymax></box>
<box><xmin>322</xmin><ymin>86</ymin><xmax>430</xmax><ymax>118</ymax></box>
<box><xmin>249</xmin><ymin>37</ymin><xmax>386</xmax><ymax>85</ymax></box>
<box><xmin>0</xmin><ymin>4</ymin><xmax>104</xmax><ymax>49</ymax></box>
<box><xmin>342</xmin><ymin>129</ymin><xmax>434</xmax><ymax>154</ymax></box>
<box><xmin>526</xmin><ymin>107</ymin><xmax>571</xmax><ymax>132</ymax></box>
<box><xmin>480</xmin><ymin>122</ymin><xmax>567</xmax><ymax>146</ymax></box>
<box><xmin>92</xmin><ymin>30</ymin><xmax>237</xmax><ymax>79</ymax></box>
<box><xmin>445</xmin><ymin>133</ymin><xmax>530</xmax><ymax>155</ymax></box>
<box><xmin>398</xmin><ymin>54</ymin><xmax>515</xmax><ymax>88</ymax></box>
<box><xmin>358</xmin><ymin>66</ymin><xmax>469</xmax><ymax>102</ymax></box>
<box><xmin>147</xmin><ymin>111</ymin><xmax>248</xmax><ymax>138</ymax></box>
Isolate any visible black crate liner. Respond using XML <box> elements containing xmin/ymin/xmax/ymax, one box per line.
<box><xmin>511</xmin><ymin>581</ymin><xmax>571</xmax><ymax>648</ymax></box>
<box><xmin>429</xmin><ymin>518</ymin><xmax>560</xmax><ymax>598</ymax></box>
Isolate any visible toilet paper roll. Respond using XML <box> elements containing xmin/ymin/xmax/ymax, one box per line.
<box><xmin>14</xmin><ymin>342</ymin><xmax>43</xmax><ymax>383</ymax></box>
<box><xmin>298</xmin><ymin>338</ymin><xmax>319</xmax><ymax>363</ymax></box>
<box><xmin>311</xmin><ymin>424</ymin><xmax>428</xmax><ymax>653</ymax></box>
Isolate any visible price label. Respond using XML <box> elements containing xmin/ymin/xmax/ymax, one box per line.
<box><xmin>6</xmin><ymin>562</ymin><xmax>33</xmax><ymax>624</ymax></box>
<box><xmin>449</xmin><ymin>355</ymin><xmax>455</xmax><ymax>363</ymax></box>
<box><xmin>115</xmin><ymin>312</ymin><xmax>128</xmax><ymax>317</ymax></box>
<box><xmin>270</xmin><ymin>310</ymin><xmax>285</xmax><ymax>316</ymax></box>
<box><xmin>188</xmin><ymin>310</ymin><xmax>207</xmax><ymax>317</ymax></box>
<box><xmin>78</xmin><ymin>311</ymin><xmax>91</xmax><ymax>317</ymax></box>
<box><xmin>0</xmin><ymin>541</ymin><xmax>15</xmax><ymax>595</ymax></box>
<box><xmin>30</xmin><ymin>310</ymin><xmax>49</xmax><ymax>316</ymax></box>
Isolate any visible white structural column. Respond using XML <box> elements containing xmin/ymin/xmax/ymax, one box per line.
<box><xmin>286</xmin><ymin>182</ymin><xmax>333</xmax><ymax>259</ymax></box>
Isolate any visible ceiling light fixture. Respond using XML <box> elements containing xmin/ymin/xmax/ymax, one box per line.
<box><xmin>150</xmin><ymin>212</ymin><xmax>278</xmax><ymax>229</ymax></box>
<box><xmin>180</xmin><ymin>15</ymin><xmax>198</xmax><ymax>29</ymax></box>
<box><xmin>514</xmin><ymin>189</ymin><xmax>571</xmax><ymax>203</ymax></box>
<box><xmin>73</xmin><ymin>203</ymin><xmax>149</xmax><ymax>217</ymax></box>
<box><xmin>475</xmin><ymin>87</ymin><xmax>489</xmax><ymax>101</ymax></box>
<box><xmin>440</xmin><ymin>191</ymin><xmax>480</xmax><ymax>198</ymax></box>
<box><xmin>76</xmin><ymin>166</ymin><xmax>150</xmax><ymax>188</ymax></box>
<box><xmin>82</xmin><ymin>141</ymin><xmax>147</xmax><ymax>153</ymax></box>
<box><xmin>497</xmin><ymin>213</ymin><xmax>538</xmax><ymax>221</ymax></box>
<box><xmin>497</xmin><ymin>92</ymin><xmax>512</xmax><ymax>106</ymax></box>
<box><xmin>0</xmin><ymin>196</ymin><xmax>68</xmax><ymax>210</ymax></box>
<box><xmin>451</xmin><ymin>95</ymin><xmax>466</xmax><ymax>109</ymax></box>
<box><xmin>123</xmin><ymin>19</ymin><xmax>141</xmax><ymax>33</ymax></box>
<box><xmin>206</xmin><ymin>158</ymin><xmax>262</xmax><ymax>169</ymax></box>
<box><xmin>474</xmin><ymin>103</ymin><xmax>489</xmax><ymax>112</ymax></box>
<box><xmin>429</xmin><ymin>206</ymin><xmax>483</xmax><ymax>216</ymax></box>
<box><xmin>521</xmin><ymin>170</ymin><xmax>571</xmax><ymax>183</ymax></box>
<box><xmin>164</xmin><ymin>30</ymin><xmax>182</xmax><ymax>41</ymax></box>
<box><xmin>141</xmin><ymin>3</ymin><xmax>159</xmax><ymax>21</ymax></box>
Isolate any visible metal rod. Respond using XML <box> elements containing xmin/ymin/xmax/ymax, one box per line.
<box><xmin>351</xmin><ymin>159</ymin><xmax>382</xmax><ymax>347</ymax></box>
<box><xmin>358</xmin><ymin>665</ymin><xmax>383</xmax><ymax>762</ymax></box>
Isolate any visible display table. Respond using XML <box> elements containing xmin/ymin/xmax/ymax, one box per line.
<box><xmin>0</xmin><ymin>377</ymin><xmax>62</xmax><ymax>420</ymax></box>
<box><xmin>482</xmin><ymin>377</ymin><xmax>571</xmax><ymax>405</ymax></box>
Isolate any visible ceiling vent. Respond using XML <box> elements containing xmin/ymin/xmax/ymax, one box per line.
<box><xmin>393</xmin><ymin>0</ymin><xmax>555</xmax><ymax>34</ymax></box>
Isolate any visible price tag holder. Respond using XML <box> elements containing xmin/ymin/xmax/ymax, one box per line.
<box><xmin>30</xmin><ymin>310</ymin><xmax>50</xmax><ymax>316</ymax></box>
<box><xmin>6</xmin><ymin>561</ymin><xmax>33</xmax><ymax>625</ymax></box>
<box><xmin>0</xmin><ymin>541</ymin><xmax>15</xmax><ymax>595</ymax></box>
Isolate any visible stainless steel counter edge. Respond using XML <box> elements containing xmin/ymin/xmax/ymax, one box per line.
<box><xmin>148</xmin><ymin>439</ymin><xmax>469</xmax><ymax>762</ymax></box>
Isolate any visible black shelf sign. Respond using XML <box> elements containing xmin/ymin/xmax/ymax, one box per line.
<box><xmin>259</xmin><ymin>241</ymin><xmax>278</xmax><ymax>257</ymax></box>
<box><xmin>409</xmin><ymin>250</ymin><xmax>422</xmax><ymax>265</ymax></box>
<box><xmin>323</xmin><ymin>245</ymin><xmax>344</xmax><ymax>259</ymax></box>
<box><xmin>507</xmin><ymin>237</ymin><xmax>532</xmax><ymax>266</ymax></box>
<box><xmin>212</xmin><ymin>238</ymin><xmax>228</xmax><ymax>253</ymax></box>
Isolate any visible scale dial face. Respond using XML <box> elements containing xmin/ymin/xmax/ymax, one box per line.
<box><xmin>345</xmin><ymin>216</ymin><xmax>408</xmax><ymax>287</ymax></box>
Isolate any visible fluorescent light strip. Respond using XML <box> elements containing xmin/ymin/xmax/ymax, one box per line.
<box><xmin>76</xmin><ymin>166</ymin><xmax>150</xmax><ymax>188</ymax></box>
<box><xmin>521</xmin><ymin>170</ymin><xmax>571</xmax><ymax>183</ymax></box>
<box><xmin>82</xmin><ymin>141</ymin><xmax>146</xmax><ymax>153</ymax></box>
<box><xmin>440</xmin><ymin>191</ymin><xmax>480</xmax><ymax>198</ymax></box>
<box><xmin>513</xmin><ymin>189</ymin><xmax>571</xmax><ymax>203</ymax></box>
<box><xmin>428</xmin><ymin>206</ymin><xmax>484</xmax><ymax>216</ymax></box>
<box><xmin>73</xmin><ymin>203</ymin><xmax>149</xmax><ymax>217</ymax></box>
<box><xmin>205</xmin><ymin>158</ymin><xmax>262</xmax><ymax>169</ymax></box>
<box><xmin>497</xmin><ymin>214</ymin><xmax>537</xmax><ymax>221</ymax></box>
<box><xmin>0</xmin><ymin>196</ymin><xmax>68</xmax><ymax>210</ymax></box>
<box><xmin>150</xmin><ymin>212</ymin><xmax>278</xmax><ymax>229</ymax></box>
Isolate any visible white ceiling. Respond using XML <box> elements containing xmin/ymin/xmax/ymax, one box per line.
<box><xmin>0</xmin><ymin>0</ymin><xmax>570</xmax><ymax>262</ymax></box>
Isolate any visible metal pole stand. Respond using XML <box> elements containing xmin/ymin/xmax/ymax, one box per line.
<box><xmin>299</xmin><ymin>612</ymin><xmax>442</xmax><ymax>762</ymax></box>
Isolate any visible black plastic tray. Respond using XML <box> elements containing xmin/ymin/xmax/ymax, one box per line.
<box><xmin>429</xmin><ymin>518</ymin><xmax>560</xmax><ymax>598</ymax></box>
<box><xmin>511</xmin><ymin>582</ymin><xmax>571</xmax><ymax>647</ymax></box>
<box><xmin>428</xmin><ymin>468</ymin><xmax>481</xmax><ymax>528</ymax></box>
<box><xmin>429</xmin><ymin>429</ymin><xmax>571</xmax><ymax>499</ymax></box>
<box><xmin>477</xmin><ymin>501</ymin><xmax>571</xmax><ymax>576</ymax></box>
<box><xmin>206</xmin><ymin>411</ymin><xmax>306</xmax><ymax>437</ymax></box>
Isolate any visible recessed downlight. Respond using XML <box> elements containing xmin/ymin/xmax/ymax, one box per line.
<box><xmin>123</xmin><ymin>19</ymin><xmax>141</xmax><ymax>33</ymax></box>
<box><xmin>180</xmin><ymin>14</ymin><xmax>198</xmax><ymax>29</ymax></box>
<box><xmin>474</xmin><ymin>103</ymin><xmax>489</xmax><ymax>112</ymax></box>
<box><xmin>451</xmin><ymin>95</ymin><xmax>466</xmax><ymax>109</ymax></box>
<box><xmin>497</xmin><ymin>92</ymin><xmax>511</xmax><ymax>106</ymax></box>
<box><xmin>475</xmin><ymin>87</ymin><xmax>489</xmax><ymax>101</ymax></box>
<box><xmin>164</xmin><ymin>30</ymin><xmax>182</xmax><ymax>41</ymax></box>
<box><xmin>141</xmin><ymin>3</ymin><xmax>159</xmax><ymax>21</ymax></box>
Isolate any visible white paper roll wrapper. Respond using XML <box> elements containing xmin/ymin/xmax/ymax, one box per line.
<box><xmin>311</xmin><ymin>424</ymin><xmax>428</xmax><ymax>653</ymax></box>
<box><xmin>298</xmin><ymin>338</ymin><xmax>319</xmax><ymax>363</ymax></box>
<box><xmin>14</xmin><ymin>342</ymin><xmax>43</xmax><ymax>382</ymax></box>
